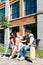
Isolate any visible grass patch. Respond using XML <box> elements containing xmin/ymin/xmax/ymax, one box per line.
<box><xmin>36</xmin><ymin>49</ymin><xmax>43</xmax><ymax>58</ymax></box>
<box><xmin>25</xmin><ymin>49</ymin><xmax>43</xmax><ymax>58</ymax></box>
<box><xmin>0</xmin><ymin>46</ymin><xmax>12</xmax><ymax>54</ymax></box>
<box><xmin>0</xmin><ymin>47</ymin><xmax>4</xmax><ymax>53</ymax></box>
<box><xmin>0</xmin><ymin>47</ymin><xmax>43</xmax><ymax>58</ymax></box>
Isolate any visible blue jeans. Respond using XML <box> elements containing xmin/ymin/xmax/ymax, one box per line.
<box><xmin>20</xmin><ymin>45</ymin><xmax>30</xmax><ymax>58</ymax></box>
<box><xmin>4</xmin><ymin>44</ymin><xmax>14</xmax><ymax>54</ymax></box>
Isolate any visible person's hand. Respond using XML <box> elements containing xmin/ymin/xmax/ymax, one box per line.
<box><xmin>28</xmin><ymin>44</ymin><xmax>31</xmax><ymax>46</ymax></box>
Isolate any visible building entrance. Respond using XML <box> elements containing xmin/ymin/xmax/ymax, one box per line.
<box><xmin>24</xmin><ymin>23</ymin><xmax>37</xmax><ymax>38</ymax></box>
<box><xmin>0</xmin><ymin>29</ymin><xmax>4</xmax><ymax>44</ymax></box>
<box><xmin>12</xmin><ymin>26</ymin><xmax>19</xmax><ymax>34</ymax></box>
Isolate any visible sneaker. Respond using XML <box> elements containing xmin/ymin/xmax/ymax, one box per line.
<box><xmin>18</xmin><ymin>56</ymin><xmax>25</xmax><ymax>61</ymax></box>
<box><xmin>2</xmin><ymin>55</ymin><xmax>6</xmax><ymax>59</ymax></box>
<box><xmin>32</xmin><ymin>59</ymin><xmax>35</xmax><ymax>63</ymax></box>
<box><xmin>9</xmin><ymin>55</ymin><xmax>12</xmax><ymax>59</ymax></box>
<box><xmin>1</xmin><ymin>54</ymin><xmax>5</xmax><ymax>57</ymax></box>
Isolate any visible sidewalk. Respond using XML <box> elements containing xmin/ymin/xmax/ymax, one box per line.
<box><xmin>0</xmin><ymin>55</ymin><xmax>43</xmax><ymax>65</ymax></box>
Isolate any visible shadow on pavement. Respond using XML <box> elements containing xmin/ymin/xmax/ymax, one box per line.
<box><xmin>1</xmin><ymin>54</ymin><xmax>32</xmax><ymax>63</ymax></box>
<box><xmin>1</xmin><ymin>54</ymin><xmax>17</xmax><ymax>58</ymax></box>
<box><xmin>25</xmin><ymin>56</ymin><xmax>32</xmax><ymax>63</ymax></box>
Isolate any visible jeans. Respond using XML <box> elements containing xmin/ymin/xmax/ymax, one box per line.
<box><xmin>20</xmin><ymin>45</ymin><xmax>30</xmax><ymax>58</ymax></box>
<box><xmin>4</xmin><ymin>44</ymin><xmax>14</xmax><ymax>54</ymax></box>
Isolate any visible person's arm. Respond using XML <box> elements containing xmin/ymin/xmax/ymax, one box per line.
<box><xmin>11</xmin><ymin>38</ymin><xmax>14</xmax><ymax>43</ymax></box>
<box><xmin>28</xmin><ymin>37</ymin><xmax>34</xmax><ymax>46</ymax></box>
<box><xmin>15</xmin><ymin>38</ymin><xmax>19</xmax><ymax>46</ymax></box>
<box><xmin>20</xmin><ymin>36</ymin><xmax>26</xmax><ymax>43</ymax></box>
<box><xmin>21</xmin><ymin>40</ymin><xmax>26</xmax><ymax>43</ymax></box>
<box><xmin>9</xmin><ymin>40</ymin><xmax>12</xmax><ymax>47</ymax></box>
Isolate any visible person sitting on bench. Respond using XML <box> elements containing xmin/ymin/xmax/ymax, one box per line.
<box><xmin>19</xmin><ymin>29</ymin><xmax>36</xmax><ymax>60</ymax></box>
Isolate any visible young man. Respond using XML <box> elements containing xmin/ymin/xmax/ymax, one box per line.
<box><xmin>2</xmin><ymin>32</ymin><xmax>15</xmax><ymax>58</ymax></box>
<box><xmin>19</xmin><ymin>29</ymin><xmax>36</xmax><ymax>60</ymax></box>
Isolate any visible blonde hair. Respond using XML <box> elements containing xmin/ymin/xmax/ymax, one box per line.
<box><xmin>16</xmin><ymin>32</ymin><xmax>20</xmax><ymax>38</ymax></box>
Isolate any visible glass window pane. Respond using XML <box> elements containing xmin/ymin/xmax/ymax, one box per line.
<box><xmin>26</xmin><ymin>10</ymin><xmax>30</xmax><ymax>15</ymax></box>
<box><xmin>34</xmin><ymin>0</ymin><xmax>37</xmax><ymax>7</ymax></box>
<box><xmin>25</xmin><ymin>0</ymin><xmax>37</xmax><ymax>15</ymax></box>
<box><xmin>31</xmin><ymin>0</ymin><xmax>34</xmax><ymax>2</ymax></box>
<box><xmin>31</xmin><ymin>8</ymin><xmax>34</xmax><ymax>13</ymax></box>
<box><xmin>31</xmin><ymin>2</ymin><xmax>34</xmax><ymax>8</ymax></box>
<box><xmin>12</xmin><ymin>2</ymin><xmax>19</xmax><ymax>19</ymax></box>
<box><xmin>0</xmin><ymin>8</ymin><xmax>5</xmax><ymax>19</ymax></box>
<box><xmin>34</xmin><ymin>8</ymin><xmax>37</xmax><ymax>13</ymax></box>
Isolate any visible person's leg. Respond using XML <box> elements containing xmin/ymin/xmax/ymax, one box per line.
<box><xmin>1</xmin><ymin>44</ymin><xmax>9</xmax><ymax>58</ymax></box>
<box><xmin>20</xmin><ymin>45</ymin><xmax>30</xmax><ymax>57</ymax></box>
<box><xmin>19</xmin><ymin>44</ymin><xmax>25</xmax><ymax>57</ymax></box>
<box><xmin>4</xmin><ymin>44</ymin><xmax>9</xmax><ymax>55</ymax></box>
<box><xmin>20</xmin><ymin>46</ymin><xmax>24</xmax><ymax>57</ymax></box>
<box><xmin>10</xmin><ymin>44</ymin><xmax>15</xmax><ymax>51</ymax></box>
<box><xmin>9</xmin><ymin>46</ymin><xmax>17</xmax><ymax>59</ymax></box>
<box><xmin>18</xmin><ymin>46</ymin><xmax>25</xmax><ymax>60</ymax></box>
<box><xmin>23</xmin><ymin>46</ymin><xmax>30</xmax><ymax>57</ymax></box>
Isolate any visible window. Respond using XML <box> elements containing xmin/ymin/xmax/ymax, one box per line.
<box><xmin>12</xmin><ymin>1</ymin><xmax>19</xmax><ymax>19</ymax></box>
<box><xmin>0</xmin><ymin>29</ymin><xmax>4</xmax><ymax>43</ymax></box>
<box><xmin>1</xmin><ymin>0</ymin><xmax>4</xmax><ymax>2</ymax></box>
<box><xmin>0</xmin><ymin>8</ymin><xmax>5</xmax><ymax>19</ymax></box>
<box><xmin>24</xmin><ymin>0</ymin><xmax>37</xmax><ymax>15</ymax></box>
<box><xmin>0</xmin><ymin>0</ymin><xmax>5</xmax><ymax>3</ymax></box>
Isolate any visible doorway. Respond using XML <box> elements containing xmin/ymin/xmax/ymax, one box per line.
<box><xmin>0</xmin><ymin>29</ymin><xmax>4</xmax><ymax>44</ymax></box>
<box><xmin>24</xmin><ymin>23</ymin><xmax>37</xmax><ymax>38</ymax></box>
<box><xmin>12</xmin><ymin>26</ymin><xmax>19</xmax><ymax>34</ymax></box>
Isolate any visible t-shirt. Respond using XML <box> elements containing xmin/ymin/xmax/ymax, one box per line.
<box><xmin>10</xmin><ymin>35</ymin><xmax>15</xmax><ymax>45</ymax></box>
<box><xmin>22</xmin><ymin>36</ymin><xmax>30</xmax><ymax>45</ymax></box>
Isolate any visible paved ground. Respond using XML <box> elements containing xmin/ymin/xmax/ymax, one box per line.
<box><xmin>0</xmin><ymin>55</ymin><xmax>43</xmax><ymax>65</ymax></box>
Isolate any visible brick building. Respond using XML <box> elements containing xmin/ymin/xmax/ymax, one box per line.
<box><xmin>0</xmin><ymin>0</ymin><xmax>43</xmax><ymax>48</ymax></box>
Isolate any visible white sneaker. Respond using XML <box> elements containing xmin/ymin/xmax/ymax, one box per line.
<box><xmin>9</xmin><ymin>55</ymin><xmax>12</xmax><ymax>59</ymax></box>
<box><xmin>18</xmin><ymin>56</ymin><xmax>25</xmax><ymax>60</ymax></box>
<box><xmin>32</xmin><ymin>59</ymin><xmax>35</xmax><ymax>63</ymax></box>
<box><xmin>2</xmin><ymin>56</ymin><xmax>6</xmax><ymax>59</ymax></box>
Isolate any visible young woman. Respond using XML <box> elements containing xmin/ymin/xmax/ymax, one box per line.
<box><xmin>9</xmin><ymin>32</ymin><xmax>24</xmax><ymax>59</ymax></box>
<box><xmin>2</xmin><ymin>32</ymin><xmax>15</xmax><ymax>58</ymax></box>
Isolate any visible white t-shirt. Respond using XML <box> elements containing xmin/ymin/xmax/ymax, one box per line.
<box><xmin>16</xmin><ymin>37</ymin><xmax>24</xmax><ymax>50</ymax></box>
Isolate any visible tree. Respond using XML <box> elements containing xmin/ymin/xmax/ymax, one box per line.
<box><xmin>0</xmin><ymin>16</ymin><xmax>11</xmax><ymax>47</ymax></box>
<box><xmin>0</xmin><ymin>16</ymin><xmax>10</xmax><ymax>29</ymax></box>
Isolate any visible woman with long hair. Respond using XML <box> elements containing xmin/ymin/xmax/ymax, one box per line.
<box><xmin>9</xmin><ymin>32</ymin><xmax>24</xmax><ymax>59</ymax></box>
